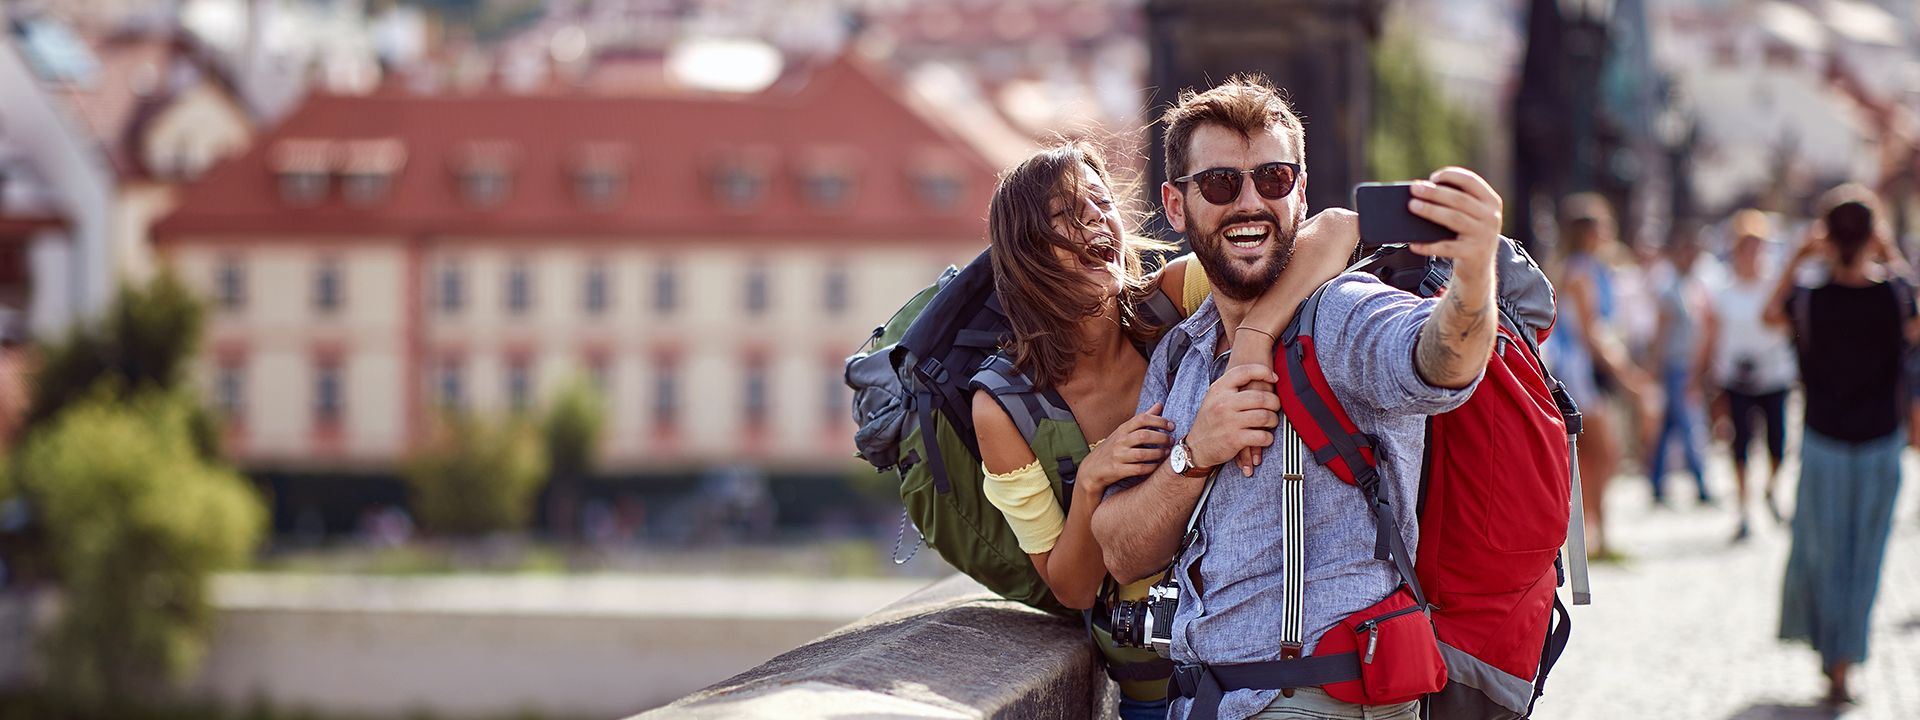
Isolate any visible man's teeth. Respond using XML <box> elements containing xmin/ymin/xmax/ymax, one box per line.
<box><xmin>1226</xmin><ymin>226</ymin><xmax>1268</xmax><ymax>247</ymax></box>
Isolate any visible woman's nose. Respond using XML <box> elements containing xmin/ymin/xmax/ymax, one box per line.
<box><xmin>1079</xmin><ymin>197</ymin><xmax>1105</xmax><ymax>225</ymax></box>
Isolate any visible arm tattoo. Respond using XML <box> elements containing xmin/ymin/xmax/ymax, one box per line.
<box><xmin>1416</xmin><ymin>286</ymin><xmax>1495</xmax><ymax>388</ymax></box>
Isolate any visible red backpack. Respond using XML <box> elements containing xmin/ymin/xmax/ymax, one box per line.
<box><xmin>1273</xmin><ymin>240</ymin><xmax>1584</xmax><ymax>719</ymax></box>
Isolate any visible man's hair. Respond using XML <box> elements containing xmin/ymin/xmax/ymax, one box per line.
<box><xmin>986</xmin><ymin>142</ymin><xmax>1173</xmax><ymax>389</ymax></box>
<box><xmin>1819</xmin><ymin>183</ymin><xmax>1880</xmax><ymax>267</ymax></box>
<box><xmin>1161</xmin><ymin>74</ymin><xmax>1305</xmax><ymax>183</ymax></box>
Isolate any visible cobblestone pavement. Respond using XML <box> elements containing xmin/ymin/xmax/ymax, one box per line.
<box><xmin>1530</xmin><ymin>449</ymin><xmax>1920</xmax><ymax>719</ymax></box>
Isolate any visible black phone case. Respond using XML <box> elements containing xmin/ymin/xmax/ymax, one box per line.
<box><xmin>1354</xmin><ymin>183</ymin><xmax>1453</xmax><ymax>245</ymax></box>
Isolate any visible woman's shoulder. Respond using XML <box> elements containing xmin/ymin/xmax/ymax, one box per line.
<box><xmin>971</xmin><ymin>389</ymin><xmax>1040</xmax><ymax>473</ymax></box>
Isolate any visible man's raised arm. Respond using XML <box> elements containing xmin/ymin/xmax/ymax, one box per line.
<box><xmin>1406</xmin><ymin>168</ymin><xmax>1503</xmax><ymax>388</ymax></box>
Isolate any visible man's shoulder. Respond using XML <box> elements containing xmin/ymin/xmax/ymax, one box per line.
<box><xmin>1310</xmin><ymin>271</ymin><xmax>1405</xmax><ymax>326</ymax></box>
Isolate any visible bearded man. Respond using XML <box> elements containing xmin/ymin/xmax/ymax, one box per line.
<box><xmin>1091</xmin><ymin>74</ymin><xmax>1506</xmax><ymax>720</ymax></box>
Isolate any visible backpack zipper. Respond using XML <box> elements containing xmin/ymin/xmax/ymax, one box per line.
<box><xmin>1354</xmin><ymin>604</ymin><xmax>1425</xmax><ymax>664</ymax></box>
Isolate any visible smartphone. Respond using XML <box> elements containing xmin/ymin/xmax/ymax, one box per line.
<box><xmin>1354</xmin><ymin>182</ymin><xmax>1453</xmax><ymax>245</ymax></box>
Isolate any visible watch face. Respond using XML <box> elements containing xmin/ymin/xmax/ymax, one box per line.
<box><xmin>1171</xmin><ymin>442</ymin><xmax>1191</xmax><ymax>474</ymax></box>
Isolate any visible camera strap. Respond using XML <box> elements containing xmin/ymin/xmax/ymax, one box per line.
<box><xmin>1173</xmin><ymin>468</ymin><xmax>1219</xmax><ymax>563</ymax></box>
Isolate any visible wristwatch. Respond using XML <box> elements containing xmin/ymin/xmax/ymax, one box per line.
<box><xmin>1169</xmin><ymin>439</ymin><xmax>1216</xmax><ymax>478</ymax></box>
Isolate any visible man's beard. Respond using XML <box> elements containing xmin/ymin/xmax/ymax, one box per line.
<box><xmin>1189</xmin><ymin>207</ymin><xmax>1301</xmax><ymax>302</ymax></box>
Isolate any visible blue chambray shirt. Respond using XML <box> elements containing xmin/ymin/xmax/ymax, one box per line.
<box><xmin>1130</xmin><ymin>273</ymin><xmax>1481</xmax><ymax>720</ymax></box>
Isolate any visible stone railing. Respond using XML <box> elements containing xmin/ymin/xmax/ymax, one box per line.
<box><xmin>631</xmin><ymin>574</ymin><xmax>1119</xmax><ymax>719</ymax></box>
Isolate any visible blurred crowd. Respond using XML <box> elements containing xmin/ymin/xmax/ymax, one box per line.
<box><xmin>1544</xmin><ymin>184</ymin><xmax>1916</xmax><ymax>704</ymax></box>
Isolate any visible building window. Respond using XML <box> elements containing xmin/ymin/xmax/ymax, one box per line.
<box><xmin>280</xmin><ymin>171</ymin><xmax>329</xmax><ymax>206</ymax></box>
<box><xmin>743</xmin><ymin>360</ymin><xmax>769</xmax><ymax>429</ymax></box>
<box><xmin>271</xmin><ymin>138</ymin><xmax>333</xmax><ymax>206</ymax></box>
<box><xmin>916</xmin><ymin>173</ymin><xmax>962</xmax><ymax>212</ymax></box>
<box><xmin>654</xmin><ymin>262</ymin><xmax>677</xmax><ymax>315</ymax></box>
<box><xmin>506</xmin><ymin>360</ymin><xmax>532</xmax><ymax>413</ymax></box>
<box><xmin>824</xmin><ymin>265</ymin><xmax>848</xmax><ymax>315</ymax></box>
<box><xmin>342</xmin><ymin>172</ymin><xmax>391</xmax><ymax>206</ymax></box>
<box><xmin>462</xmin><ymin>171</ymin><xmax>511</xmax><ymax>207</ymax></box>
<box><xmin>340</xmin><ymin>138</ymin><xmax>405</xmax><ymax>206</ymax></box>
<box><xmin>436</xmin><ymin>261</ymin><xmax>463</xmax><ymax>314</ymax></box>
<box><xmin>437</xmin><ymin>360</ymin><xmax>465</xmax><ymax>410</ymax></box>
<box><xmin>653</xmin><ymin>360</ymin><xmax>678</xmax><ymax>429</ymax></box>
<box><xmin>216</xmin><ymin>256</ymin><xmax>246</xmax><ymax>310</ymax></box>
<box><xmin>802</xmin><ymin>171</ymin><xmax>853</xmax><ymax>210</ymax></box>
<box><xmin>573</xmin><ymin>142</ymin><xmax>628</xmax><ymax>208</ymax></box>
<box><xmin>744</xmin><ymin>263</ymin><xmax>769</xmax><ymax>315</ymax></box>
<box><xmin>584</xmin><ymin>264</ymin><xmax>609</xmax><ymax>315</ymax></box>
<box><xmin>714</xmin><ymin>165</ymin><xmax>766</xmax><ymax>209</ymax></box>
<box><xmin>314</xmin><ymin>360</ymin><xmax>343</xmax><ymax>425</ymax></box>
<box><xmin>314</xmin><ymin>259</ymin><xmax>343</xmax><ymax>314</ymax></box>
<box><xmin>457</xmin><ymin>141</ymin><xmax>516</xmax><ymax>208</ymax></box>
<box><xmin>216</xmin><ymin>361</ymin><xmax>245</xmax><ymax>420</ymax></box>
<box><xmin>505</xmin><ymin>260</ymin><xmax>531</xmax><ymax>316</ymax></box>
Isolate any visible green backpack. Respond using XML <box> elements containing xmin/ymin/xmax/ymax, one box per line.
<box><xmin>844</xmin><ymin>250</ymin><xmax>1072</xmax><ymax>614</ymax></box>
<box><xmin>844</xmin><ymin>249</ymin><xmax>1185</xmax><ymax>696</ymax></box>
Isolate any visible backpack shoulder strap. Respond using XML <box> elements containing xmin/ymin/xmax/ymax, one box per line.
<box><xmin>1275</xmin><ymin>281</ymin><xmax>1425</xmax><ymax>605</ymax></box>
<box><xmin>970</xmin><ymin>355</ymin><xmax>1074</xmax><ymax>444</ymax></box>
<box><xmin>970</xmin><ymin>354</ymin><xmax>1088</xmax><ymax>491</ymax></box>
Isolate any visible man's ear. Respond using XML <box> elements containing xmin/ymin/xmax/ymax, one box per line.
<box><xmin>1162</xmin><ymin>181</ymin><xmax>1187</xmax><ymax>234</ymax></box>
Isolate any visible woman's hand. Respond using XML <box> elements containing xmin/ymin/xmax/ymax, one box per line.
<box><xmin>1224</xmin><ymin>333</ymin><xmax>1279</xmax><ymax>475</ymax></box>
<box><xmin>1077</xmin><ymin>404</ymin><xmax>1175</xmax><ymax>496</ymax></box>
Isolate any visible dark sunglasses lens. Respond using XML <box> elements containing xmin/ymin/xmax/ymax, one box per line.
<box><xmin>1253</xmin><ymin>164</ymin><xmax>1296</xmax><ymax>199</ymax></box>
<box><xmin>1196</xmin><ymin>169</ymin><xmax>1242</xmax><ymax>205</ymax></box>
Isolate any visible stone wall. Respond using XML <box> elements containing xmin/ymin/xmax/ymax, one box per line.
<box><xmin>634</xmin><ymin>574</ymin><xmax>1118</xmax><ymax>719</ymax></box>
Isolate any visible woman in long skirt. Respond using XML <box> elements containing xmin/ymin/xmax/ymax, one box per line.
<box><xmin>1764</xmin><ymin>185</ymin><xmax>1916</xmax><ymax>706</ymax></box>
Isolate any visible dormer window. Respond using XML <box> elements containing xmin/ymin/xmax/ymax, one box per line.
<box><xmin>271</xmin><ymin>139</ymin><xmax>334</xmax><ymax>207</ymax></box>
<box><xmin>710</xmin><ymin>148</ymin><xmax>774</xmax><ymax>211</ymax></box>
<box><xmin>454</xmin><ymin>141</ymin><xmax>517</xmax><ymax>208</ymax></box>
<box><xmin>909</xmin><ymin>149</ymin><xmax>966</xmax><ymax>214</ymax></box>
<box><xmin>340</xmin><ymin>138</ymin><xmax>406</xmax><ymax>207</ymax></box>
<box><xmin>574</xmin><ymin>142</ymin><xmax>629</xmax><ymax>208</ymax></box>
<box><xmin>798</xmin><ymin>147</ymin><xmax>858</xmax><ymax>211</ymax></box>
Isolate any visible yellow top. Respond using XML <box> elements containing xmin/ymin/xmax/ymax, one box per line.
<box><xmin>983</xmin><ymin>457</ymin><xmax>1063</xmax><ymax>554</ymax></box>
<box><xmin>1182</xmin><ymin>259</ymin><xmax>1212</xmax><ymax>314</ymax></box>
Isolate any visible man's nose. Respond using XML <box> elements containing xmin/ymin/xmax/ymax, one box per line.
<box><xmin>1229</xmin><ymin>172</ymin><xmax>1266</xmax><ymax>214</ymax></box>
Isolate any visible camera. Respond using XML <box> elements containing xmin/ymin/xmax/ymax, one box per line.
<box><xmin>1109</xmin><ymin>577</ymin><xmax>1180</xmax><ymax>657</ymax></box>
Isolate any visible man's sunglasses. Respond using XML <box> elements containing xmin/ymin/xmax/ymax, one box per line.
<box><xmin>1173</xmin><ymin>162</ymin><xmax>1302</xmax><ymax>206</ymax></box>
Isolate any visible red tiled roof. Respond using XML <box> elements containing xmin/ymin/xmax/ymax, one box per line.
<box><xmin>155</xmin><ymin>56</ymin><xmax>1000</xmax><ymax>243</ymax></box>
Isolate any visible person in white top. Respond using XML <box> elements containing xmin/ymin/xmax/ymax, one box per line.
<box><xmin>1702</xmin><ymin>210</ymin><xmax>1799</xmax><ymax>539</ymax></box>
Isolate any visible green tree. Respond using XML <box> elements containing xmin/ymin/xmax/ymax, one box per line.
<box><xmin>24</xmin><ymin>272</ymin><xmax>218</xmax><ymax>458</ymax></box>
<box><xmin>404</xmin><ymin>414</ymin><xmax>549</xmax><ymax>537</ymax></box>
<box><xmin>540</xmin><ymin>378</ymin><xmax>603</xmax><ymax>537</ymax></box>
<box><xmin>1367</xmin><ymin>20</ymin><xmax>1483</xmax><ymax>184</ymax></box>
<box><xmin>543</xmin><ymin>378</ymin><xmax>604</xmax><ymax>484</ymax></box>
<box><xmin>14</xmin><ymin>389</ymin><xmax>265</xmax><ymax>705</ymax></box>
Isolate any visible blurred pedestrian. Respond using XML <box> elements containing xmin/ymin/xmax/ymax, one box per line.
<box><xmin>1644</xmin><ymin>222</ymin><xmax>1715</xmax><ymax>509</ymax></box>
<box><xmin>1704</xmin><ymin>210</ymin><xmax>1797</xmax><ymax>539</ymax></box>
<box><xmin>1545</xmin><ymin>193</ymin><xmax>1655</xmax><ymax>561</ymax></box>
<box><xmin>1765</xmin><ymin>186</ymin><xmax>1917</xmax><ymax>707</ymax></box>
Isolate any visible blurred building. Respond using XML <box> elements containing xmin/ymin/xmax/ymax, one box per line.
<box><xmin>154</xmin><ymin>56</ymin><xmax>993</xmax><ymax>475</ymax></box>
<box><xmin>1654</xmin><ymin>0</ymin><xmax>1917</xmax><ymax>215</ymax></box>
<box><xmin>0</xmin><ymin>19</ymin><xmax>254</xmax><ymax>339</ymax></box>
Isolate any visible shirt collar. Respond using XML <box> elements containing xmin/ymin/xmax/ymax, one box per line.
<box><xmin>1174</xmin><ymin>294</ymin><xmax>1223</xmax><ymax>352</ymax></box>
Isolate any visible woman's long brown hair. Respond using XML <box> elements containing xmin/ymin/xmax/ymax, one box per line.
<box><xmin>987</xmin><ymin>143</ymin><xmax>1173</xmax><ymax>390</ymax></box>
